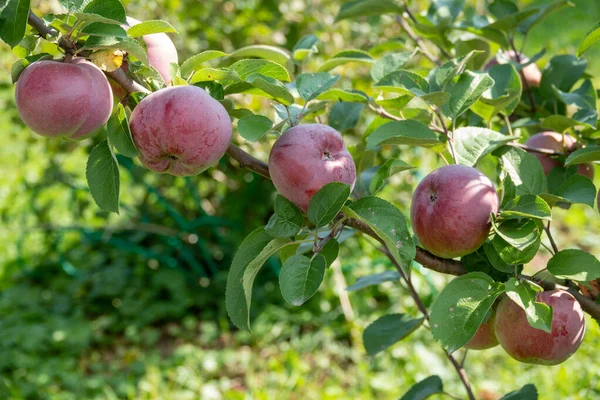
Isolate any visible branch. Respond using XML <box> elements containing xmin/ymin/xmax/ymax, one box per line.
<box><xmin>226</xmin><ymin>144</ymin><xmax>270</xmax><ymax>179</ymax></box>
<box><xmin>396</xmin><ymin>16</ymin><xmax>441</xmax><ymax>66</ymax></box>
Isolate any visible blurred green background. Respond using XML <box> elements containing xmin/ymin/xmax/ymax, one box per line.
<box><xmin>1</xmin><ymin>0</ymin><xmax>600</xmax><ymax>399</ymax></box>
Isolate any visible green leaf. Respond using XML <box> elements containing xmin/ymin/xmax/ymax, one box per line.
<box><xmin>489</xmin><ymin>0</ymin><xmax>519</xmax><ymax>19</ymax></box>
<box><xmin>229</xmin><ymin>45</ymin><xmax>291</xmax><ymax>69</ymax></box>
<box><xmin>296</xmin><ymin>72</ymin><xmax>340</xmax><ymax>101</ymax></box>
<box><xmin>82</xmin><ymin>0</ymin><xmax>126</xmax><ymax>24</ymax></box>
<box><xmin>565</xmin><ymin>146</ymin><xmax>600</xmax><ymax>166</ymax></box>
<box><xmin>399</xmin><ymin>376</ymin><xmax>444</xmax><ymax>400</ymax></box>
<box><xmin>427</xmin><ymin>0</ymin><xmax>465</xmax><ymax>26</ymax></box>
<box><xmin>320</xmin><ymin>239</ymin><xmax>339</xmax><ymax>267</ymax></box>
<box><xmin>554</xmin><ymin>79</ymin><xmax>596</xmax><ymax>110</ymax></box>
<box><xmin>81</xmin><ymin>22</ymin><xmax>128</xmax><ymax>37</ymax></box>
<box><xmin>346</xmin><ymin>270</ymin><xmax>401</xmax><ymax>291</ymax></box>
<box><xmin>420</xmin><ymin>92</ymin><xmax>451</xmax><ymax>107</ymax></box>
<box><xmin>578</xmin><ymin>20</ymin><xmax>600</xmax><ymax>57</ymax></box>
<box><xmin>499</xmin><ymin>147</ymin><xmax>547</xmax><ymax>195</ymax></box>
<box><xmin>374</xmin><ymin>69</ymin><xmax>430</xmax><ymax>96</ymax></box>
<box><xmin>541</xmin><ymin>174</ymin><xmax>596</xmax><ymax>207</ymax></box>
<box><xmin>73</xmin><ymin>12</ymin><xmax>124</xmax><ymax>26</ymax></box>
<box><xmin>492</xmin><ymin>230</ymin><xmax>540</xmax><ymax>265</ymax></box>
<box><xmin>83</xmin><ymin>36</ymin><xmax>149</xmax><ymax>66</ymax></box>
<box><xmin>479</xmin><ymin>63</ymin><xmax>522</xmax><ymax>116</ymax></box>
<box><xmin>107</xmin><ymin>104</ymin><xmax>138</xmax><ymax>158</ymax></box>
<box><xmin>335</xmin><ymin>0</ymin><xmax>402</xmax><ymax>21</ymax></box>
<box><xmin>369</xmin><ymin>158</ymin><xmax>414</xmax><ymax>194</ymax></box>
<box><xmin>541</xmin><ymin>55</ymin><xmax>587</xmax><ymax>96</ymax></box>
<box><xmin>237</xmin><ymin>115</ymin><xmax>273</xmax><ymax>142</ymax></box>
<box><xmin>316</xmin><ymin>88</ymin><xmax>369</xmax><ymax>103</ymax></box>
<box><xmin>245</xmin><ymin>73</ymin><xmax>294</xmax><ymax>105</ymax></box>
<box><xmin>366</xmin><ymin>120</ymin><xmax>442</xmax><ymax>150</ymax></box>
<box><xmin>307</xmin><ymin>182</ymin><xmax>351</xmax><ymax>227</ymax></box>
<box><xmin>343</xmin><ymin>197</ymin><xmax>416</xmax><ymax>272</ymax></box>
<box><xmin>265</xmin><ymin>195</ymin><xmax>304</xmax><ymax>238</ymax></box>
<box><xmin>0</xmin><ymin>0</ymin><xmax>30</xmax><ymax>47</ymax></box>
<box><xmin>230</xmin><ymin>59</ymin><xmax>291</xmax><ymax>82</ymax></box>
<box><xmin>180</xmin><ymin>50</ymin><xmax>228</xmax><ymax>78</ymax></box>
<box><xmin>86</xmin><ymin>140</ymin><xmax>120</xmax><ymax>213</ymax></box>
<box><xmin>430</xmin><ymin>272</ymin><xmax>505</xmax><ymax>353</ymax></box>
<box><xmin>443</xmin><ymin>71</ymin><xmax>495</xmax><ymax>119</ymax></box>
<box><xmin>189</xmin><ymin>68</ymin><xmax>235</xmax><ymax>83</ymax></box>
<box><xmin>363</xmin><ymin>314</ymin><xmax>424</xmax><ymax>356</ymax></box>
<box><xmin>10</xmin><ymin>53</ymin><xmax>51</xmax><ymax>83</ymax></box>
<box><xmin>500</xmin><ymin>384</ymin><xmax>538</xmax><ymax>400</ymax></box>
<box><xmin>453</xmin><ymin>127</ymin><xmax>516</xmax><ymax>167</ymax></box>
<box><xmin>279</xmin><ymin>254</ymin><xmax>326</xmax><ymax>306</ymax></box>
<box><xmin>58</xmin><ymin>0</ymin><xmax>86</xmax><ymax>12</ymax></box>
<box><xmin>486</xmin><ymin>8</ymin><xmax>539</xmax><ymax>32</ymax></box>
<box><xmin>328</xmin><ymin>102</ymin><xmax>364</xmax><ymax>132</ymax></box>
<box><xmin>370</xmin><ymin>51</ymin><xmax>414</xmax><ymax>82</ymax></box>
<box><xmin>541</xmin><ymin>115</ymin><xmax>579</xmax><ymax>133</ymax></box>
<box><xmin>292</xmin><ymin>34</ymin><xmax>319</xmax><ymax>61</ymax></box>
<box><xmin>547</xmin><ymin>249</ymin><xmax>600</xmax><ymax>282</ymax></box>
<box><xmin>317</xmin><ymin>49</ymin><xmax>374</xmax><ymax>72</ymax></box>
<box><xmin>433</xmin><ymin>50</ymin><xmax>483</xmax><ymax>90</ymax></box>
<box><xmin>505</xmin><ymin>278</ymin><xmax>552</xmax><ymax>333</ymax></box>
<box><xmin>126</xmin><ymin>19</ymin><xmax>177</xmax><ymax>37</ymax></box>
<box><xmin>502</xmin><ymin>195</ymin><xmax>552</xmax><ymax>221</ymax></box>
<box><xmin>491</xmin><ymin>218</ymin><xmax>541</xmax><ymax>251</ymax></box>
<box><xmin>518</xmin><ymin>0</ymin><xmax>573</xmax><ymax>34</ymax></box>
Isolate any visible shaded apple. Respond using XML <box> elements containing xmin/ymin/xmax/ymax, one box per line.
<box><xmin>129</xmin><ymin>85</ymin><xmax>232</xmax><ymax>176</ymax></box>
<box><xmin>525</xmin><ymin>131</ymin><xmax>594</xmax><ymax>180</ymax></box>
<box><xmin>494</xmin><ymin>290</ymin><xmax>585</xmax><ymax>365</ymax></box>
<box><xmin>485</xmin><ymin>50</ymin><xmax>542</xmax><ymax>88</ymax></box>
<box><xmin>464</xmin><ymin>313</ymin><xmax>499</xmax><ymax>350</ymax></box>
<box><xmin>268</xmin><ymin>124</ymin><xmax>356</xmax><ymax>212</ymax></box>
<box><xmin>15</xmin><ymin>58</ymin><xmax>113</xmax><ymax>139</ymax></box>
<box><xmin>410</xmin><ymin>164</ymin><xmax>499</xmax><ymax>259</ymax></box>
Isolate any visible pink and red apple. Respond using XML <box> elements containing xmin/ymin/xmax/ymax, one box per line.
<box><xmin>15</xmin><ymin>58</ymin><xmax>113</xmax><ymax>140</ymax></box>
<box><xmin>485</xmin><ymin>50</ymin><xmax>542</xmax><ymax>88</ymax></box>
<box><xmin>129</xmin><ymin>85</ymin><xmax>232</xmax><ymax>176</ymax></box>
<box><xmin>268</xmin><ymin>124</ymin><xmax>356</xmax><ymax>212</ymax></box>
<box><xmin>410</xmin><ymin>164</ymin><xmax>499</xmax><ymax>259</ymax></box>
<box><xmin>494</xmin><ymin>290</ymin><xmax>585</xmax><ymax>365</ymax></box>
<box><xmin>464</xmin><ymin>314</ymin><xmax>499</xmax><ymax>350</ymax></box>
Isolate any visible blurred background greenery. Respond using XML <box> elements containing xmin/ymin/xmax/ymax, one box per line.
<box><xmin>1</xmin><ymin>0</ymin><xmax>600</xmax><ymax>399</ymax></box>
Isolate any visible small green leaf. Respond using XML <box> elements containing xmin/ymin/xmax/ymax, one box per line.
<box><xmin>453</xmin><ymin>127</ymin><xmax>516</xmax><ymax>167</ymax></box>
<box><xmin>565</xmin><ymin>146</ymin><xmax>600</xmax><ymax>166</ymax></box>
<box><xmin>245</xmin><ymin>73</ymin><xmax>294</xmax><ymax>105</ymax></box>
<box><xmin>547</xmin><ymin>249</ymin><xmax>600</xmax><ymax>282</ymax></box>
<box><xmin>81</xmin><ymin>22</ymin><xmax>128</xmax><ymax>37</ymax></box>
<box><xmin>107</xmin><ymin>104</ymin><xmax>138</xmax><ymax>158</ymax></box>
<box><xmin>433</xmin><ymin>50</ymin><xmax>483</xmax><ymax>90</ymax></box>
<box><xmin>518</xmin><ymin>0</ymin><xmax>573</xmax><ymax>34</ymax></box>
<box><xmin>541</xmin><ymin>55</ymin><xmax>587</xmax><ymax>96</ymax></box>
<box><xmin>479</xmin><ymin>63</ymin><xmax>522</xmax><ymax>116</ymax></box>
<box><xmin>265</xmin><ymin>195</ymin><xmax>304</xmax><ymax>238</ymax></box>
<box><xmin>499</xmin><ymin>147</ymin><xmax>547</xmax><ymax>195</ymax></box>
<box><xmin>502</xmin><ymin>195</ymin><xmax>552</xmax><ymax>221</ymax></box>
<box><xmin>370</xmin><ymin>51</ymin><xmax>414</xmax><ymax>82</ymax></box>
<box><xmin>491</xmin><ymin>218</ymin><xmax>541</xmax><ymax>251</ymax></box>
<box><xmin>229</xmin><ymin>45</ymin><xmax>292</xmax><ymax>69</ymax></box>
<box><xmin>296</xmin><ymin>72</ymin><xmax>340</xmax><ymax>101</ymax></box>
<box><xmin>180</xmin><ymin>50</ymin><xmax>228</xmax><ymax>79</ymax></box>
<box><xmin>126</xmin><ymin>19</ymin><xmax>177</xmax><ymax>37</ymax></box>
<box><xmin>230</xmin><ymin>59</ymin><xmax>291</xmax><ymax>82</ymax></box>
<box><xmin>320</xmin><ymin>239</ymin><xmax>339</xmax><ymax>267</ymax></box>
<box><xmin>366</xmin><ymin>120</ymin><xmax>443</xmax><ymax>150</ymax></box>
<box><xmin>292</xmin><ymin>34</ymin><xmax>319</xmax><ymax>61</ymax></box>
<box><xmin>363</xmin><ymin>314</ymin><xmax>424</xmax><ymax>356</ymax></box>
<box><xmin>369</xmin><ymin>158</ymin><xmax>414</xmax><ymax>194</ymax></box>
<box><xmin>328</xmin><ymin>102</ymin><xmax>364</xmax><ymax>132</ymax></box>
<box><xmin>83</xmin><ymin>36</ymin><xmax>149</xmax><ymax>66</ymax></box>
<box><xmin>492</xmin><ymin>231</ymin><xmax>540</xmax><ymax>265</ymax></box>
<box><xmin>374</xmin><ymin>69</ymin><xmax>429</xmax><ymax>96</ymax></box>
<box><xmin>578</xmin><ymin>20</ymin><xmax>600</xmax><ymax>57</ymax></box>
<box><xmin>307</xmin><ymin>182</ymin><xmax>351</xmax><ymax>227</ymax></box>
<box><xmin>317</xmin><ymin>49</ymin><xmax>374</xmax><ymax>72</ymax></box>
<box><xmin>316</xmin><ymin>88</ymin><xmax>369</xmax><ymax>103</ymax></box>
<box><xmin>346</xmin><ymin>270</ymin><xmax>401</xmax><ymax>291</ymax></box>
<box><xmin>279</xmin><ymin>254</ymin><xmax>326</xmax><ymax>306</ymax></box>
<box><xmin>335</xmin><ymin>0</ymin><xmax>402</xmax><ymax>21</ymax></box>
<box><xmin>189</xmin><ymin>68</ymin><xmax>235</xmax><ymax>83</ymax></box>
<box><xmin>0</xmin><ymin>0</ymin><xmax>30</xmax><ymax>47</ymax></box>
<box><xmin>399</xmin><ymin>375</ymin><xmax>444</xmax><ymax>400</ymax></box>
<box><xmin>443</xmin><ymin>70</ymin><xmax>495</xmax><ymax>119</ymax></box>
<box><xmin>86</xmin><ymin>140</ymin><xmax>120</xmax><ymax>213</ymax></box>
<box><xmin>505</xmin><ymin>278</ymin><xmax>553</xmax><ymax>333</ymax></box>
<box><xmin>540</xmin><ymin>174</ymin><xmax>596</xmax><ymax>207</ymax></box>
<box><xmin>82</xmin><ymin>0</ymin><xmax>126</xmax><ymax>24</ymax></box>
<box><xmin>237</xmin><ymin>115</ymin><xmax>273</xmax><ymax>142</ymax></box>
<box><xmin>500</xmin><ymin>384</ymin><xmax>538</xmax><ymax>400</ymax></box>
<box><xmin>554</xmin><ymin>79</ymin><xmax>597</xmax><ymax>110</ymax></box>
<box><xmin>541</xmin><ymin>114</ymin><xmax>579</xmax><ymax>133</ymax></box>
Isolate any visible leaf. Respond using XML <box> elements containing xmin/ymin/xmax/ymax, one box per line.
<box><xmin>453</xmin><ymin>127</ymin><xmax>516</xmax><ymax>167</ymax></box>
<box><xmin>366</xmin><ymin>120</ymin><xmax>442</xmax><ymax>150</ymax></box>
<box><xmin>491</xmin><ymin>218</ymin><xmax>541</xmax><ymax>251</ymax></box>
<box><xmin>500</xmin><ymin>384</ymin><xmax>538</xmax><ymax>400</ymax></box>
<box><xmin>316</xmin><ymin>88</ymin><xmax>369</xmax><ymax>103</ymax></box>
<box><xmin>578</xmin><ymin>20</ymin><xmax>600</xmax><ymax>57</ymax></box>
<box><xmin>547</xmin><ymin>249</ymin><xmax>600</xmax><ymax>282</ymax></box>
<box><xmin>518</xmin><ymin>0</ymin><xmax>573</xmax><ymax>34</ymax></box>
<box><xmin>369</xmin><ymin>158</ymin><xmax>414</xmax><ymax>194</ymax></box>
<box><xmin>189</xmin><ymin>68</ymin><xmax>235</xmax><ymax>83</ymax></box>
<box><xmin>554</xmin><ymin>79</ymin><xmax>597</xmax><ymax>110</ymax></box>
<box><xmin>320</xmin><ymin>239</ymin><xmax>339</xmax><ymax>267</ymax></box>
<box><xmin>479</xmin><ymin>63</ymin><xmax>522</xmax><ymax>116</ymax></box>
<box><xmin>245</xmin><ymin>73</ymin><xmax>294</xmax><ymax>105</ymax></box>
<box><xmin>502</xmin><ymin>195</ymin><xmax>552</xmax><ymax>221</ymax></box>
<box><xmin>492</xmin><ymin>230</ymin><xmax>540</xmax><ymax>265</ymax></box>
<box><xmin>541</xmin><ymin>115</ymin><xmax>579</xmax><ymax>133</ymax></box>
<box><xmin>541</xmin><ymin>55</ymin><xmax>587</xmax><ymax>96</ymax></box>
<box><xmin>443</xmin><ymin>70</ymin><xmax>495</xmax><ymax>119</ymax></box>
<box><xmin>370</xmin><ymin>51</ymin><xmax>414</xmax><ymax>82</ymax></box>
<box><xmin>505</xmin><ymin>278</ymin><xmax>553</xmax><ymax>333</ymax></box>
<box><xmin>229</xmin><ymin>45</ymin><xmax>292</xmax><ymax>69</ymax></box>
<box><xmin>81</xmin><ymin>22</ymin><xmax>128</xmax><ymax>37</ymax></box>
<box><xmin>374</xmin><ymin>69</ymin><xmax>430</xmax><ymax>96</ymax></box>
<box><xmin>292</xmin><ymin>34</ymin><xmax>319</xmax><ymax>61</ymax></box>
<box><xmin>565</xmin><ymin>146</ymin><xmax>600</xmax><ymax>166</ymax></box>
<box><xmin>265</xmin><ymin>195</ymin><xmax>304</xmax><ymax>238</ymax></box>
<box><xmin>86</xmin><ymin>140</ymin><xmax>120</xmax><ymax>213</ymax></box>
<box><xmin>317</xmin><ymin>49</ymin><xmax>374</xmax><ymax>72</ymax></box>
<box><xmin>58</xmin><ymin>0</ymin><xmax>86</xmax><ymax>12</ymax></box>
<box><xmin>83</xmin><ymin>36</ymin><xmax>149</xmax><ymax>66</ymax></box>
<box><xmin>430</xmin><ymin>272</ymin><xmax>505</xmax><ymax>353</ymax></box>
<box><xmin>335</xmin><ymin>0</ymin><xmax>402</xmax><ymax>21</ymax></box>
<box><xmin>328</xmin><ymin>102</ymin><xmax>364</xmax><ymax>131</ymax></box>
<box><xmin>346</xmin><ymin>270</ymin><xmax>401</xmax><ymax>291</ymax></box>
<box><xmin>0</xmin><ymin>0</ymin><xmax>30</xmax><ymax>47</ymax></box>
<box><xmin>126</xmin><ymin>19</ymin><xmax>177</xmax><ymax>37</ymax></box>
<box><xmin>486</xmin><ymin>8</ymin><xmax>539</xmax><ymax>32</ymax></box>
<box><xmin>307</xmin><ymin>182</ymin><xmax>351</xmax><ymax>227</ymax></box>
<box><xmin>499</xmin><ymin>147</ymin><xmax>547</xmax><ymax>195</ymax></box>
<box><xmin>230</xmin><ymin>59</ymin><xmax>291</xmax><ymax>82</ymax></box>
<box><xmin>82</xmin><ymin>0</ymin><xmax>126</xmax><ymax>24</ymax></box>
<box><xmin>363</xmin><ymin>314</ymin><xmax>424</xmax><ymax>356</ymax></box>
<box><xmin>433</xmin><ymin>50</ymin><xmax>483</xmax><ymax>90</ymax></box>
<box><xmin>237</xmin><ymin>115</ymin><xmax>273</xmax><ymax>142</ymax></box>
<box><xmin>343</xmin><ymin>197</ymin><xmax>416</xmax><ymax>272</ymax></box>
<box><xmin>296</xmin><ymin>72</ymin><xmax>340</xmax><ymax>101</ymax></box>
<box><xmin>180</xmin><ymin>50</ymin><xmax>228</xmax><ymax>78</ymax></box>
<box><xmin>399</xmin><ymin>376</ymin><xmax>444</xmax><ymax>400</ymax></box>
<box><xmin>107</xmin><ymin>104</ymin><xmax>138</xmax><ymax>158</ymax></box>
<box><xmin>540</xmin><ymin>174</ymin><xmax>596</xmax><ymax>207</ymax></box>
<box><xmin>427</xmin><ymin>0</ymin><xmax>465</xmax><ymax>26</ymax></box>
<box><xmin>279</xmin><ymin>254</ymin><xmax>326</xmax><ymax>306</ymax></box>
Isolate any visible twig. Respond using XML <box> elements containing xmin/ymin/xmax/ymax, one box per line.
<box><xmin>509</xmin><ymin>142</ymin><xmax>563</xmax><ymax>156</ymax></box>
<box><xmin>225</xmin><ymin>144</ymin><xmax>271</xmax><ymax>179</ymax></box>
<box><xmin>433</xmin><ymin>108</ymin><xmax>456</xmax><ymax>163</ymax></box>
<box><xmin>396</xmin><ymin>16</ymin><xmax>441</xmax><ymax>66</ymax></box>
<box><xmin>544</xmin><ymin>222</ymin><xmax>559</xmax><ymax>254</ymax></box>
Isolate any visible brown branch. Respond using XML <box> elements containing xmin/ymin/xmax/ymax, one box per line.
<box><xmin>510</xmin><ymin>142</ymin><xmax>564</xmax><ymax>156</ymax></box>
<box><xmin>226</xmin><ymin>144</ymin><xmax>270</xmax><ymax>179</ymax></box>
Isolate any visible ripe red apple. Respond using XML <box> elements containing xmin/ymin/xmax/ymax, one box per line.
<box><xmin>464</xmin><ymin>314</ymin><xmax>499</xmax><ymax>350</ymax></box>
<box><xmin>494</xmin><ymin>290</ymin><xmax>585</xmax><ymax>365</ymax></box>
<box><xmin>525</xmin><ymin>131</ymin><xmax>594</xmax><ymax>180</ymax></box>
<box><xmin>126</xmin><ymin>17</ymin><xmax>178</xmax><ymax>84</ymax></box>
<box><xmin>15</xmin><ymin>58</ymin><xmax>113</xmax><ymax>140</ymax></box>
<box><xmin>268</xmin><ymin>124</ymin><xmax>356</xmax><ymax>212</ymax></box>
<box><xmin>129</xmin><ymin>85</ymin><xmax>232</xmax><ymax>176</ymax></box>
<box><xmin>485</xmin><ymin>50</ymin><xmax>542</xmax><ymax>88</ymax></box>
<box><xmin>410</xmin><ymin>164</ymin><xmax>499</xmax><ymax>259</ymax></box>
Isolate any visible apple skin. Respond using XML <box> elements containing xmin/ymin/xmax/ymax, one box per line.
<box><xmin>494</xmin><ymin>290</ymin><xmax>585</xmax><ymax>365</ymax></box>
<box><xmin>524</xmin><ymin>132</ymin><xmax>594</xmax><ymax>180</ymax></box>
<box><xmin>268</xmin><ymin>124</ymin><xmax>356</xmax><ymax>212</ymax></box>
<box><xmin>464</xmin><ymin>314</ymin><xmax>499</xmax><ymax>350</ymax></box>
<box><xmin>15</xmin><ymin>58</ymin><xmax>113</xmax><ymax>140</ymax></box>
<box><xmin>410</xmin><ymin>164</ymin><xmax>499</xmax><ymax>259</ymax></box>
<box><xmin>485</xmin><ymin>50</ymin><xmax>542</xmax><ymax>87</ymax></box>
<box><xmin>129</xmin><ymin>85</ymin><xmax>232</xmax><ymax>176</ymax></box>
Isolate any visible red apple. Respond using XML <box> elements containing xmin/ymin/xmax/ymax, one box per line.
<box><xmin>410</xmin><ymin>164</ymin><xmax>499</xmax><ymax>259</ymax></box>
<box><xmin>494</xmin><ymin>290</ymin><xmax>585</xmax><ymax>365</ymax></box>
<box><xmin>129</xmin><ymin>85</ymin><xmax>232</xmax><ymax>176</ymax></box>
<box><xmin>524</xmin><ymin>131</ymin><xmax>594</xmax><ymax>180</ymax></box>
<box><xmin>464</xmin><ymin>314</ymin><xmax>499</xmax><ymax>350</ymax></box>
<box><xmin>485</xmin><ymin>50</ymin><xmax>542</xmax><ymax>87</ymax></box>
<box><xmin>268</xmin><ymin>124</ymin><xmax>356</xmax><ymax>212</ymax></box>
<box><xmin>15</xmin><ymin>58</ymin><xmax>113</xmax><ymax>140</ymax></box>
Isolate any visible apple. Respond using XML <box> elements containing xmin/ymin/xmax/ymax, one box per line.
<box><xmin>464</xmin><ymin>313</ymin><xmax>499</xmax><ymax>350</ymax></box>
<box><xmin>485</xmin><ymin>50</ymin><xmax>542</xmax><ymax>87</ymax></box>
<box><xmin>129</xmin><ymin>85</ymin><xmax>232</xmax><ymax>176</ymax></box>
<box><xmin>410</xmin><ymin>164</ymin><xmax>499</xmax><ymax>259</ymax></box>
<box><xmin>15</xmin><ymin>58</ymin><xmax>113</xmax><ymax>140</ymax></box>
<box><xmin>525</xmin><ymin>131</ymin><xmax>594</xmax><ymax>180</ymax></box>
<box><xmin>268</xmin><ymin>124</ymin><xmax>356</xmax><ymax>212</ymax></box>
<box><xmin>494</xmin><ymin>290</ymin><xmax>585</xmax><ymax>365</ymax></box>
